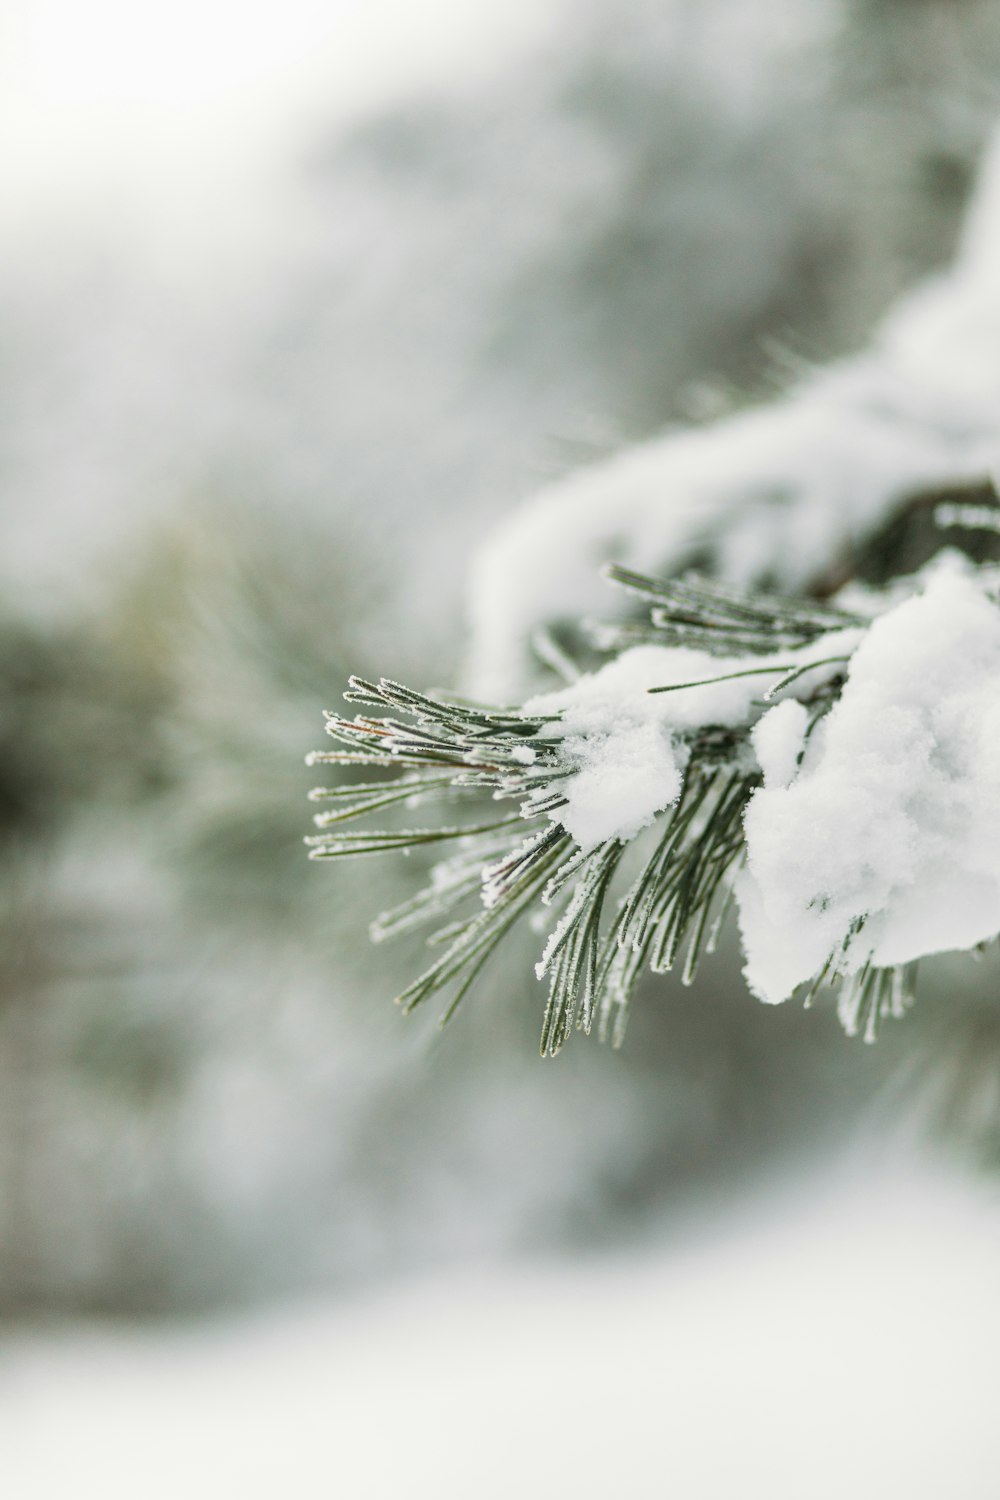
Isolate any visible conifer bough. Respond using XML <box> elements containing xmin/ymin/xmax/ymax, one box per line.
<box><xmin>308</xmin><ymin>525</ymin><xmax>1000</xmax><ymax>1055</ymax></box>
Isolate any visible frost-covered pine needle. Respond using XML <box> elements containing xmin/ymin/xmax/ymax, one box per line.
<box><xmin>305</xmin><ymin>565</ymin><xmax>944</xmax><ymax>1054</ymax></box>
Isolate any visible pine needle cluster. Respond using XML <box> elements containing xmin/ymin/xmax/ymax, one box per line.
<box><xmin>306</xmin><ymin>565</ymin><xmax>927</xmax><ymax>1054</ymax></box>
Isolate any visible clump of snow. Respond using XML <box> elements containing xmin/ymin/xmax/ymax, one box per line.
<box><xmin>738</xmin><ymin>561</ymin><xmax>1000</xmax><ymax>1005</ymax></box>
<box><xmin>523</xmin><ymin>633</ymin><xmax>858</xmax><ymax>852</ymax></box>
<box><xmin>543</xmin><ymin>717</ymin><xmax>686</xmax><ymax>853</ymax></box>
<box><xmin>466</xmin><ymin>127</ymin><xmax>1000</xmax><ymax>701</ymax></box>
<box><xmin>750</xmin><ymin>698</ymin><xmax>809</xmax><ymax>790</ymax></box>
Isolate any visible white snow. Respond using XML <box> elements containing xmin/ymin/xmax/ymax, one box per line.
<box><xmin>523</xmin><ymin>632</ymin><xmax>860</xmax><ymax>851</ymax></box>
<box><xmin>739</xmin><ymin>561</ymin><xmax>1000</xmax><ymax>1004</ymax></box>
<box><xmin>750</xmin><ymin>697</ymin><xmax>809</xmax><ymax>790</ymax></box>
<box><xmin>466</xmin><ymin>127</ymin><xmax>1000</xmax><ymax>700</ymax></box>
<box><xmin>3</xmin><ymin>1157</ymin><xmax>999</xmax><ymax>1500</ymax></box>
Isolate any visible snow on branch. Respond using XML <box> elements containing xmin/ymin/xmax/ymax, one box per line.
<box><xmin>307</xmin><ymin>129</ymin><xmax>1000</xmax><ymax>1056</ymax></box>
<box><xmin>466</xmin><ymin>132</ymin><xmax>1000</xmax><ymax>702</ymax></box>
<box><xmin>308</xmin><ymin>546</ymin><xmax>1000</xmax><ymax>1053</ymax></box>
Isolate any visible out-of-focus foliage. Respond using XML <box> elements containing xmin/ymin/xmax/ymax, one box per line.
<box><xmin>0</xmin><ymin>503</ymin><xmax>899</xmax><ymax>1315</ymax></box>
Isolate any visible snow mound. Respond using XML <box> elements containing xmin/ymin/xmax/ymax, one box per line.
<box><xmin>739</xmin><ymin>561</ymin><xmax>1000</xmax><ymax>1003</ymax></box>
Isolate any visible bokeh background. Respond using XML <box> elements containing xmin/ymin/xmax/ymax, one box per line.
<box><xmin>2</xmin><ymin>1</ymin><xmax>1000</xmax><ymax>1494</ymax></box>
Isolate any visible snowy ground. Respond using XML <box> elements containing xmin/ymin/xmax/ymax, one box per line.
<box><xmin>3</xmin><ymin>1154</ymin><xmax>998</xmax><ymax>1500</ymax></box>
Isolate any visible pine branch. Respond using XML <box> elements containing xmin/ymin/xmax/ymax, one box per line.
<box><xmin>307</xmin><ymin>567</ymin><xmax>923</xmax><ymax>1054</ymax></box>
<box><xmin>593</xmin><ymin>564</ymin><xmax>866</xmax><ymax>655</ymax></box>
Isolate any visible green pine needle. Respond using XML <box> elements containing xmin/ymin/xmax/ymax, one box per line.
<box><xmin>307</xmin><ymin>569</ymin><xmax>914</xmax><ymax>1053</ymax></box>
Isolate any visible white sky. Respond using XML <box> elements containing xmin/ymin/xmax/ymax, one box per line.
<box><xmin>0</xmin><ymin>0</ymin><xmax>560</xmax><ymax>262</ymax></box>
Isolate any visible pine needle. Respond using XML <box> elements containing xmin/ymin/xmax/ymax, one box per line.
<box><xmin>306</xmin><ymin>567</ymin><xmax>914</xmax><ymax>1051</ymax></box>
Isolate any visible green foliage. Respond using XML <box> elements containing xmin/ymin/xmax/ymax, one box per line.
<box><xmin>309</xmin><ymin>568</ymin><xmax>917</xmax><ymax>1053</ymax></box>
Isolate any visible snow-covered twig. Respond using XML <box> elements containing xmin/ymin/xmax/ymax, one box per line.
<box><xmin>309</xmin><ymin>548</ymin><xmax>1000</xmax><ymax>1051</ymax></box>
<box><xmin>466</xmin><ymin>132</ymin><xmax>1000</xmax><ymax>701</ymax></box>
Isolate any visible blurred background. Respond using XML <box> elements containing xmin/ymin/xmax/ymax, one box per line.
<box><xmin>2</xmin><ymin>0</ymin><xmax>1000</xmax><ymax>1494</ymax></box>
